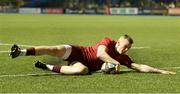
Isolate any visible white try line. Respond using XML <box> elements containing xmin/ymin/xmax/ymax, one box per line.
<box><xmin>0</xmin><ymin>67</ymin><xmax>179</xmax><ymax>78</ymax></box>
<box><xmin>132</xmin><ymin>46</ymin><xmax>151</xmax><ymax>49</ymax></box>
<box><xmin>0</xmin><ymin>72</ymin><xmax>59</xmax><ymax>78</ymax></box>
<box><xmin>0</xmin><ymin>42</ymin><xmax>150</xmax><ymax>49</ymax></box>
<box><xmin>0</xmin><ymin>43</ymin><xmax>34</xmax><ymax>47</ymax></box>
<box><xmin>0</xmin><ymin>50</ymin><xmax>11</xmax><ymax>53</ymax></box>
<box><xmin>166</xmin><ymin>67</ymin><xmax>180</xmax><ymax>69</ymax></box>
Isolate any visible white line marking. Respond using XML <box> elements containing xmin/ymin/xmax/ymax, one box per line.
<box><xmin>132</xmin><ymin>46</ymin><xmax>151</xmax><ymax>49</ymax></box>
<box><xmin>0</xmin><ymin>67</ymin><xmax>179</xmax><ymax>78</ymax></box>
<box><xmin>0</xmin><ymin>73</ymin><xmax>59</xmax><ymax>78</ymax></box>
<box><xmin>0</xmin><ymin>42</ymin><xmax>150</xmax><ymax>49</ymax></box>
<box><xmin>164</xmin><ymin>67</ymin><xmax>180</xmax><ymax>69</ymax></box>
<box><xmin>0</xmin><ymin>43</ymin><xmax>34</xmax><ymax>47</ymax></box>
<box><xmin>0</xmin><ymin>50</ymin><xmax>11</xmax><ymax>53</ymax></box>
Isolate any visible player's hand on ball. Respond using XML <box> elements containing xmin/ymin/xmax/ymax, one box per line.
<box><xmin>109</xmin><ymin>69</ymin><xmax>120</xmax><ymax>74</ymax></box>
<box><xmin>110</xmin><ymin>64</ymin><xmax>120</xmax><ymax>74</ymax></box>
<box><xmin>101</xmin><ymin>62</ymin><xmax>120</xmax><ymax>74</ymax></box>
<box><xmin>115</xmin><ymin>64</ymin><xmax>120</xmax><ymax>72</ymax></box>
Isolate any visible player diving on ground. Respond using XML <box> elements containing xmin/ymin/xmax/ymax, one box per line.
<box><xmin>10</xmin><ymin>35</ymin><xmax>176</xmax><ymax>75</ymax></box>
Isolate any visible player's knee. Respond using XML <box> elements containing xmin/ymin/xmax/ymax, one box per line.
<box><xmin>49</xmin><ymin>46</ymin><xmax>65</xmax><ymax>56</ymax></box>
<box><xmin>49</xmin><ymin>47</ymin><xmax>58</xmax><ymax>53</ymax></box>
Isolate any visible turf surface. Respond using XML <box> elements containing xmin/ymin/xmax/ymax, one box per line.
<box><xmin>0</xmin><ymin>14</ymin><xmax>180</xmax><ymax>93</ymax></box>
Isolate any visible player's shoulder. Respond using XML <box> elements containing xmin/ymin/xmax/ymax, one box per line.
<box><xmin>100</xmin><ymin>37</ymin><xmax>116</xmax><ymax>45</ymax></box>
<box><xmin>103</xmin><ymin>37</ymin><xmax>112</xmax><ymax>41</ymax></box>
<box><xmin>101</xmin><ymin>37</ymin><xmax>115</xmax><ymax>43</ymax></box>
<box><xmin>96</xmin><ymin>37</ymin><xmax>116</xmax><ymax>48</ymax></box>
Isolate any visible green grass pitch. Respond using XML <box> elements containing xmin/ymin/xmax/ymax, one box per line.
<box><xmin>0</xmin><ymin>14</ymin><xmax>180</xmax><ymax>93</ymax></box>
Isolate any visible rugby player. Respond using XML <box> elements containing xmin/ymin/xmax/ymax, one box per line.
<box><xmin>10</xmin><ymin>35</ymin><xmax>175</xmax><ymax>75</ymax></box>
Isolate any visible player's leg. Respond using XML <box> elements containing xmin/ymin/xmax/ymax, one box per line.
<box><xmin>35</xmin><ymin>61</ymin><xmax>89</xmax><ymax>75</ymax></box>
<box><xmin>60</xmin><ymin>62</ymin><xmax>89</xmax><ymax>75</ymax></box>
<box><xmin>31</xmin><ymin>45</ymin><xmax>66</xmax><ymax>57</ymax></box>
<box><xmin>10</xmin><ymin>44</ymin><xmax>71</xmax><ymax>59</ymax></box>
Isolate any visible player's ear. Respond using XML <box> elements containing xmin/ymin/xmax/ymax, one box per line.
<box><xmin>117</xmin><ymin>41</ymin><xmax>119</xmax><ymax>45</ymax></box>
<box><xmin>127</xmin><ymin>44</ymin><xmax>132</xmax><ymax>49</ymax></box>
<box><xmin>117</xmin><ymin>41</ymin><xmax>120</xmax><ymax>46</ymax></box>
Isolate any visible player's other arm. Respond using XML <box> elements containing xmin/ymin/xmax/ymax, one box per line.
<box><xmin>97</xmin><ymin>45</ymin><xmax>120</xmax><ymax>71</ymax></box>
<box><xmin>131</xmin><ymin>63</ymin><xmax>176</xmax><ymax>75</ymax></box>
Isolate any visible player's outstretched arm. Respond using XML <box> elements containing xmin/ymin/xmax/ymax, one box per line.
<box><xmin>131</xmin><ymin>63</ymin><xmax>176</xmax><ymax>75</ymax></box>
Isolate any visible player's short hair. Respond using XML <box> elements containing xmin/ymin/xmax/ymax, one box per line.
<box><xmin>123</xmin><ymin>34</ymin><xmax>134</xmax><ymax>44</ymax></box>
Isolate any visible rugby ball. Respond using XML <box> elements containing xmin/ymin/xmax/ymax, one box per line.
<box><xmin>101</xmin><ymin>62</ymin><xmax>116</xmax><ymax>74</ymax></box>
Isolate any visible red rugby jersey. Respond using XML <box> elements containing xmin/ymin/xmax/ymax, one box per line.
<box><xmin>66</xmin><ymin>37</ymin><xmax>134</xmax><ymax>72</ymax></box>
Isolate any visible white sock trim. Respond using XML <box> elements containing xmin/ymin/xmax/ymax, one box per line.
<box><xmin>46</xmin><ymin>65</ymin><xmax>54</xmax><ymax>71</ymax></box>
<box><xmin>62</xmin><ymin>45</ymin><xmax>72</xmax><ymax>60</ymax></box>
<box><xmin>20</xmin><ymin>49</ymin><xmax>27</xmax><ymax>56</ymax></box>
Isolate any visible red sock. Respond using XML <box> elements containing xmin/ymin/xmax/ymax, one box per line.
<box><xmin>26</xmin><ymin>48</ymin><xmax>35</xmax><ymax>55</ymax></box>
<box><xmin>52</xmin><ymin>65</ymin><xmax>61</xmax><ymax>73</ymax></box>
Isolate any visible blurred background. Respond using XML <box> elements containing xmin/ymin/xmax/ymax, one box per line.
<box><xmin>0</xmin><ymin>0</ymin><xmax>180</xmax><ymax>15</ymax></box>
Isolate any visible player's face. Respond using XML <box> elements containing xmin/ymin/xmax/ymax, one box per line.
<box><xmin>115</xmin><ymin>39</ymin><xmax>132</xmax><ymax>54</ymax></box>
